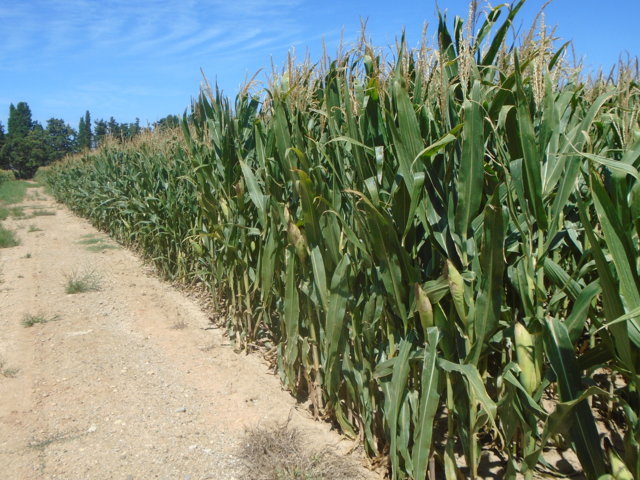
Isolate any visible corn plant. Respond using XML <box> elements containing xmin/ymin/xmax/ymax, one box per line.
<box><xmin>43</xmin><ymin>1</ymin><xmax>640</xmax><ymax>478</ymax></box>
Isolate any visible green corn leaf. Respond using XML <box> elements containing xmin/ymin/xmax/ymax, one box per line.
<box><xmin>386</xmin><ymin>338</ymin><xmax>414</xmax><ymax>478</ymax></box>
<box><xmin>468</xmin><ymin>190</ymin><xmax>505</xmax><ymax>364</ymax></box>
<box><xmin>543</xmin><ymin>318</ymin><xmax>606</xmax><ymax>479</ymax></box>
<box><xmin>454</xmin><ymin>81</ymin><xmax>485</xmax><ymax>242</ymax></box>
<box><xmin>413</xmin><ymin>128</ymin><xmax>460</xmax><ymax>164</ymax></box>
<box><xmin>323</xmin><ymin>254</ymin><xmax>351</xmax><ymax>398</ymax></box>
<box><xmin>591</xmin><ymin>171</ymin><xmax>640</xmax><ymax>346</ymax></box>
<box><xmin>583</xmin><ymin>152</ymin><xmax>640</xmax><ymax>182</ymax></box>
<box><xmin>566</xmin><ymin>281</ymin><xmax>601</xmax><ymax>343</ymax></box>
<box><xmin>310</xmin><ymin>245</ymin><xmax>329</xmax><ymax>311</ymax></box>
<box><xmin>438</xmin><ymin>359</ymin><xmax>497</xmax><ymax>425</ymax></box>
<box><xmin>514</xmin><ymin>53</ymin><xmax>547</xmax><ymax>230</ymax></box>
<box><xmin>239</xmin><ymin>160</ymin><xmax>268</xmax><ymax>228</ymax></box>
<box><xmin>283</xmin><ymin>248</ymin><xmax>300</xmax><ymax>389</ymax></box>
<box><xmin>412</xmin><ymin>328</ymin><xmax>441</xmax><ymax>480</ymax></box>
<box><xmin>480</xmin><ymin>0</ymin><xmax>525</xmax><ymax>67</ymax></box>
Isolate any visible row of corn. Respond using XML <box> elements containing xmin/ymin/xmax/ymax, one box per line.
<box><xmin>43</xmin><ymin>1</ymin><xmax>640</xmax><ymax>478</ymax></box>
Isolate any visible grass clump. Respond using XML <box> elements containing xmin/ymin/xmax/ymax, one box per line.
<box><xmin>22</xmin><ymin>313</ymin><xmax>60</xmax><ymax>328</ymax></box>
<box><xmin>30</xmin><ymin>209</ymin><xmax>55</xmax><ymax>217</ymax></box>
<box><xmin>77</xmin><ymin>234</ymin><xmax>118</xmax><ymax>252</ymax></box>
<box><xmin>0</xmin><ymin>180</ymin><xmax>30</xmax><ymax>205</ymax></box>
<box><xmin>239</xmin><ymin>424</ymin><xmax>362</xmax><ymax>480</ymax></box>
<box><xmin>0</xmin><ymin>356</ymin><xmax>19</xmax><ymax>378</ymax></box>
<box><xmin>170</xmin><ymin>319</ymin><xmax>187</xmax><ymax>330</ymax></box>
<box><xmin>85</xmin><ymin>243</ymin><xmax>118</xmax><ymax>252</ymax></box>
<box><xmin>65</xmin><ymin>268</ymin><xmax>102</xmax><ymax>294</ymax></box>
<box><xmin>0</xmin><ymin>224</ymin><xmax>19</xmax><ymax>248</ymax></box>
<box><xmin>9</xmin><ymin>206</ymin><xmax>25</xmax><ymax>218</ymax></box>
<box><xmin>77</xmin><ymin>234</ymin><xmax>103</xmax><ymax>244</ymax></box>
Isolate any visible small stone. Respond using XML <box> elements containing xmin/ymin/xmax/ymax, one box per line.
<box><xmin>175</xmin><ymin>407</ymin><xmax>187</xmax><ymax>413</ymax></box>
<box><xmin>87</xmin><ymin>424</ymin><xmax>97</xmax><ymax>433</ymax></box>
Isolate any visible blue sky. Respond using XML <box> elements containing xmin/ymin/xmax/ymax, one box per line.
<box><xmin>1</xmin><ymin>0</ymin><xmax>638</xmax><ymax>129</ymax></box>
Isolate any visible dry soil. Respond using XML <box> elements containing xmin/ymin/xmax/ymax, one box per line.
<box><xmin>0</xmin><ymin>186</ymin><xmax>378</xmax><ymax>480</ymax></box>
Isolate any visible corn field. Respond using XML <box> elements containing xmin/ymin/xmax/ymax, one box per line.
<box><xmin>42</xmin><ymin>1</ymin><xmax>640</xmax><ymax>478</ymax></box>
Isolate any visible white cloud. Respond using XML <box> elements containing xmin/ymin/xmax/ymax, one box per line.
<box><xmin>0</xmin><ymin>0</ymin><xmax>306</xmax><ymax>67</ymax></box>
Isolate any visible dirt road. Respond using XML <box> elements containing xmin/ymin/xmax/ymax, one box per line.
<box><xmin>0</xmin><ymin>187</ymin><xmax>375</xmax><ymax>479</ymax></box>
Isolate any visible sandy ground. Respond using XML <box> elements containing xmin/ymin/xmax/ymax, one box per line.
<box><xmin>0</xmin><ymin>186</ymin><xmax>378</xmax><ymax>480</ymax></box>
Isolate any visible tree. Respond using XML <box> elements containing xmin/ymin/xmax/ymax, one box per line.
<box><xmin>2</xmin><ymin>128</ymin><xmax>49</xmax><ymax>178</ymax></box>
<box><xmin>0</xmin><ymin>122</ymin><xmax>6</xmax><ymax>169</ymax></box>
<box><xmin>107</xmin><ymin>116</ymin><xmax>120</xmax><ymax>139</ymax></box>
<box><xmin>7</xmin><ymin>102</ymin><xmax>33</xmax><ymax>139</ymax></box>
<box><xmin>84</xmin><ymin>110</ymin><xmax>92</xmax><ymax>148</ymax></box>
<box><xmin>77</xmin><ymin>117</ymin><xmax>86</xmax><ymax>150</ymax></box>
<box><xmin>77</xmin><ymin>110</ymin><xmax>92</xmax><ymax>151</ymax></box>
<box><xmin>154</xmin><ymin>114</ymin><xmax>180</xmax><ymax>130</ymax></box>
<box><xmin>94</xmin><ymin>119</ymin><xmax>108</xmax><ymax>147</ymax></box>
<box><xmin>130</xmin><ymin>118</ymin><xmax>141</xmax><ymax>137</ymax></box>
<box><xmin>45</xmin><ymin>118</ymin><xmax>76</xmax><ymax>162</ymax></box>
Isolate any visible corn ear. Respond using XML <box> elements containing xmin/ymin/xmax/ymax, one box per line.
<box><xmin>514</xmin><ymin>322</ymin><xmax>539</xmax><ymax>396</ymax></box>
<box><xmin>415</xmin><ymin>283</ymin><xmax>434</xmax><ymax>332</ymax></box>
<box><xmin>609</xmin><ymin>448</ymin><xmax>634</xmax><ymax>480</ymax></box>
<box><xmin>447</xmin><ymin>260</ymin><xmax>466</xmax><ymax>326</ymax></box>
<box><xmin>287</xmin><ymin>221</ymin><xmax>307</xmax><ymax>262</ymax></box>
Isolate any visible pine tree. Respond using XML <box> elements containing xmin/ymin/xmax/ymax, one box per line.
<box><xmin>94</xmin><ymin>119</ymin><xmax>108</xmax><ymax>147</ymax></box>
<box><xmin>77</xmin><ymin>117</ymin><xmax>88</xmax><ymax>151</ymax></box>
<box><xmin>0</xmin><ymin>122</ymin><xmax>6</xmax><ymax>169</ymax></box>
<box><xmin>7</xmin><ymin>102</ymin><xmax>33</xmax><ymax>139</ymax></box>
<box><xmin>84</xmin><ymin>110</ymin><xmax>92</xmax><ymax>148</ymax></box>
<box><xmin>107</xmin><ymin>116</ymin><xmax>119</xmax><ymax>139</ymax></box>
<box><xmin>77</xmin><ymin>111</ymin><xmax>93</xmax><ymax>150</ymax></box>
<box><xmin>131</xmin><ymin>118</ymin><xmax>141</xmax><ymax>137</ymax></box>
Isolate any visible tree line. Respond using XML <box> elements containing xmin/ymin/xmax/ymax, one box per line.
<box><xmin>0</xmin><ymin>101</ymin><xmax>180</xmax><ymax>178</ymax></box>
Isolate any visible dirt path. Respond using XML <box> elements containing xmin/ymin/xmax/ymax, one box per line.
<box><xmin>0</xmin><ymin>187</ymin><xmax>377</xmax><ymax>480</ymax></box>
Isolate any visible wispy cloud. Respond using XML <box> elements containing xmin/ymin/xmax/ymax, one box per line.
<box><xmin>0</xmin><ymin>0</ymin><xmax>314</xmax><ymax>123</ymax></box>
<box><xmin>0</xmin><ymin>0</ymin><xmax>307</xmax><ymax>68</ymax></box>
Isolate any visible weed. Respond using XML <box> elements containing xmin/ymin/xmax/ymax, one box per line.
<box><xmin>77</xmin><ymin>235</ymin><xmax>117</xmax><ymax>252</ymax></box>
<box><xmin>27</xmin><ymin>191</ymin><xmax>46</xmax><ymax>201</ymax></box>
<box><xmin>0</xmin><ymin>207</ymin><xmax>7</xmax><ymax>220</ymax></box>
<box><xmin>10</xmin><ymin>207</ymin><xmax>25</xmax><ymax>218</ymax></box>
<box><xmin>28</xmin><ymin>225</ymin><xmax>42</xmax><ymax>232</ymax></box>
<box><xmin>0</xmin><ymin>224</ymin><xmax>19</xmax><ymax>248</ymax></box>
<box><xmin>239</xmin><ymin>423</ymin><xmax>362</xmax><ymax>480</ymax></box>
<box><xmin>65</xmin><ymin>268</ymin><xmax>102</xmax><ymax>294</ymax></box>
<box><xmin>0</xmin><ymin>356</ymin><xmax>19</xmax><ymax>378</ymax></box>
<box><xmin>22</xmin><ymin>313</ymin><xmax>60</xmax><ymax>328</ymax></box>
<box><xmin>171</xmin><ymin>319</ymin><xmax>187</xmax><ymax>330</ymax></box>
<box><xmin>28</xmin><ymin>430</ymin><xmax>83</xmax><ymax>450</ymax></box>
<box><xmin>2</xmin><ymin>366</ymin><xmax>19</xmax><ymax>377</ymax></box>
<box><xmin>30</xmin><ymin>209</ymin><xmax>55</xmax><ymax>217</ymax></box>
<box><xmin>77</xmin><ymin>235</ymin><xmax>103</xmax><ymax>244</ymax></box>
<box><xmin>85</xmin><ymin>243</ymin><xmax>118</xmax><ymax>252</ymax></box>
<box><xmin>24</xmin><ymin>253</ymin><xmax>32</xmax><ymax>258</ymax></box>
